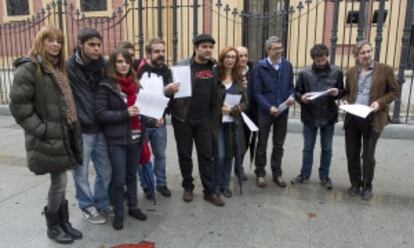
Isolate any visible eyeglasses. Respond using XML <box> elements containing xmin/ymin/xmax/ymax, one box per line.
<box><xmin>224</xmin><ymin>55</ymin><xmax>237</xmax><ymax>60</ymax></box>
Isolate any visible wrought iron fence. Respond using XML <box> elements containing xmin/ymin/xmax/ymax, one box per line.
<box><xmin>0</xmin><ymin>0</ymin><xmax>413</xmax><ymax>123</ymax></box>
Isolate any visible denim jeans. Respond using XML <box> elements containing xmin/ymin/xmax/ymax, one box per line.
<box><xmin>215</xmin><ymin>123</ymin><xmax>242</xmax><ymax>192</ymax></box>
<box><xmin>48</xmin><ymin>172</ymin><xmax>67</xmax><ymax>213</ymax></box>
<box><xmin>108</xmin><ymin>142</ymin><xmax>141</xmax><ymax>216</ymax></box>
<box><xmin>137</xmin><ymin>124</ymin><xmax>167</xmax><ymax>187</ymax></box>
<box><xmin>72</xmin><ymin>133</ymin><xmax>112</xmax><ymax>210</ymax></box>
<box><xmin>300</xmin><ymin>124</ymin><xmax>335</xmax><ymax>180</ymax></box>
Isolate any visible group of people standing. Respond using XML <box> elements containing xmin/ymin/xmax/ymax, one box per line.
<box><xmin>9</xmin><ymin>24</ymin><xmax>398</xmax><ymax>244</ymax></box>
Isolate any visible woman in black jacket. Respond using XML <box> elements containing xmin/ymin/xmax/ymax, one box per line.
<box><xmin>9</xmin><ymin>25</ymin><xmax>83</xmax><ymax>244</ymax></box>
<box><xmin>95</xmin><ymin>48</ymin><xmax>159</xmax><ymax>230</ymax></box>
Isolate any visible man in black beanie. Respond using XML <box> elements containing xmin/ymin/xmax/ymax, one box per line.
<box><xmin>170</xmin><ymin>33</ymin><xmax>224</xmax><ymax>207</ymax></box>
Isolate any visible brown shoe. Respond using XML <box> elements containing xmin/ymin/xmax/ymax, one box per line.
<box><xmin>256</xmin><ymin>177</ymin><xmax>266</xmax><ymax>188</ymax></box>
<box><xmin>203</xmin><ymin>194</ymin><xmax>225</xmax><ymax>207</ymax></box>
<box><xmin>273</xmin><ymin>176</ymin><xmax>287</xmax><ymax>188</ymax></box>
<box><xmin>182</xmin><ymin>191</ymin><xmax>193</xmax><ymax>202</ymax></box>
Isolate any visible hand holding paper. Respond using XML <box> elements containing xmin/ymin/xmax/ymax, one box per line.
<box><xmin>135</xmin><ymin>90</ymin><xmax>170</xmax><ymax>119</ymax></box>
<box><xmin>171</xmin><ymin>66</ymin><xmax>192</xmax><ymax>98</ymax></box>
<box><xmin>222</xmin><ymin>94</ymin><xmax>241</xmax><ymax>122</ymax></box>
<box><xmin>340</xmin><ymin>104</ymin><xmax>373</xmax><ymax>119</ymax></box>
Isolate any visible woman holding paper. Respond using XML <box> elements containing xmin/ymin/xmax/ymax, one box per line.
<box><xmin>213</xmin><ymin>47</ymin><xmax>248</xmax><ymax>197</ymax></box>
<box><xmin>95</xmin><ymin>48</ymin><xmax>160</xmax><ymax>230</ymax></box>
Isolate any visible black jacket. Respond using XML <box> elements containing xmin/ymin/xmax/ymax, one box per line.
<box><xmin>244</xmin><ymin>61</ymin><xmax>257</xmax><ymax>122</ymax></box>
<box><xmin>170</xmin><ymin>57</ymin><xmax>219</xmax><ymax>122</ymax></box>
<box><xmin>67</xmin><ymin>52</ymin><xmax>106</xmax><ymax>133</ymax></box>
<box><xmin>9</xmin><ymin>56</ymin><xmax>82</xmax><ymax>175</ymax></box>
<box><xmin>295</xmin><ymin>64</ymin><xmax>345</xmax><ymax>126</ymax></box>
<box><xmin>95</xmin><ymin>78</ymin><xmax>156</xmax><ymax>146</ymax></box>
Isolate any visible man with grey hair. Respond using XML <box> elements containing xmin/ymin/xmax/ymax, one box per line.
<box><xmin>342</xmin><ymin>40</ymin><xmax>398</xmax><ymax>200</ymax></box>
<box><xmin>252</xmin><ymin>36</ymin><xmax>294</xmax><ymax>188</ymax></box>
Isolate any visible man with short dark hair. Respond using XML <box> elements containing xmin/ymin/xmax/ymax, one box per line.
<box><xmin>252</xmin><ymin>36</ymin><xmax>295</xmax><ymax>188</ymax></box>
<box><xmin>342</xmin><ymin>40</ymin><xmax>398</xmax><ymax>200</ymax></box>
<box><xmin>171</xmin><ymin>33</ymin><xmax>224</xmax><ymax>207</ymax></box>
<box><xmin>67</xmin><ymin>28</ymin><xmax>111</xmax><ymax>224</ymax></box>
<box><xmin>135</xmin><ymin>38</ymin><xmax>178</xmax><ymax>198</ymax></box>
<box><xmin>291</xmin><ymin>44</ymin><xmax>344</xmax><ymax>189</ymax></box>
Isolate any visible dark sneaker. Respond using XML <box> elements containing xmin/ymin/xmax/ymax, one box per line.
<box><xmin>320</xmin><ymin>178</ymin><xmax>333</xmax><ymax>190</ymax></box>
<box><xmin>361</xmin><ymin>188</ymin><xmax>373</xmax><ymax>201</ymax></box>
<box><xmin>222</xmin><ymin>189</ymin><xmax>232</xmax><ymax>198</ymax></box>
<box><xmin>347</xmin><ymin>185</ymin><xmax>360</xmax><ymax>197</ymax></box>
<box><xmin>182</xmin><ymin>191</ymin><xmax>193</xmax><ymax>202</ymax></box>
<box><xmin>128</xmin><ymin>208</ymin><xmax>147</xmax><ymax>221</ymax></box>
<box><xmin>203</xmin><ymin>194</ymin><xmax>225</xmax><ymax>207</ymax></box>
<box><xmin>157</xmin><ymin>186</ymin><xmax>172</xmax><ymax>197</ymax></box>
<box><xmin>81</xmin><ymin>206</ymin><xmax>106</xmax><ymax>224</ymax></box>
<box><xmin>290</xmin><ymin>175</ymin><xmax>309</xmax><ymax>185</ymax></box>
<box><xmin>113</xmin><ymin>215</ymin><xmax>123</xmax><ymax>230</ymax></box>
<box><xmin>142</xmin><ymin>187</ymin><xmax>154</xmax><ymax>200</ymax></box>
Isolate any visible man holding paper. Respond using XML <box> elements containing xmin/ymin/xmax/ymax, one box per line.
<box><xmin>342</xmin><ymin>40</ymin><xmax>398</xmax><ymax>200</ymax></box>
<box><xmin>134</xmin><ymin>38</ymin><xmax>178</xmax><ymax>198</ymax></box>
<box><xmin>252</xmin><ymin>36</ymin><xmax>295</xmax><ymax>188</ymax></box>
<box><xmin>291</xmin><ymin>44</ymin><xmax>344</xmax><ymax>189</ymax></box>
<box><xmin>171</xmin><ymin>34</ymin><xmax>225</xmax><ymax>207</ymax></box>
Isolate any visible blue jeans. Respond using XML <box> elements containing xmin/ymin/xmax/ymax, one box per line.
<box><xmin>108</xmin><ymin>142</ymin><xmax>141</xmax><ymax>216</ymax></box>
<box><xmin>300</xmin><ymin>124</ymin><xmax>335</xmax><ymax>180</ymax></box>
<box><xmin>137</xmin><ymin>124</ymin><xmax>167</xmax><ymax>187</ymax></box>
<box><xmin>215</xmin><ymin>123</ymin><xmax>242</xmax><ymax>192</ymax></box>
<box><xmin>72</xmin><ymin>133</ymin><xmax>112</xmax><ymax>210</ymax></box>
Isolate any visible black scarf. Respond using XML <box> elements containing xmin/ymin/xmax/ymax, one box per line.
<box><xmin>75</xmin><ymin>48</ymin><xmax>105</xmax><ymax>91</ymax></box>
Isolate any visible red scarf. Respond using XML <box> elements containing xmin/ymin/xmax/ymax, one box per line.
<box><xmin>118</xmin><ymin>76</ymin><xmax>141</xmax><ymax>131</ymax></box>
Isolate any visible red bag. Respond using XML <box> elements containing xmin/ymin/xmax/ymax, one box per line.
<box><xmin>139</xmin><ymin>141</ymin><xmax>151</xmax><ymax>164</ymax></box>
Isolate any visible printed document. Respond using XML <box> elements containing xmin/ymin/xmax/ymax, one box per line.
<box><xmin>171</xmin><ymin>65</ymin><xmax>192</xmax><ymax>98</ymax></box>
<box><xmin>340</xmin><ymin>104</ymin><xmax>373</xmax><ymax>119</ymax></box>
<box><xmin>135</xmin><ymin>90</ymin><xmax>170</xmax><ymax>119</ymax></box>
<box><xmin>222</xmin><ymin>94</ymin><xmax>242</xmax><ymax>123</ymax></box>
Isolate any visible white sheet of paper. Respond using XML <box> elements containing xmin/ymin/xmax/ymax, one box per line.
<box><xmin>307</xmin><ymin>88</ymin><xmax>335</xmax><ymax>101</ymax></box>
<box><xmin>139</xmin><ymin>72</ymin><xmax>164</xmax><ymax>96</ymax></box>
<box><xmin>276</xmin><ymin>95</ymin><xmax>294</xmax><ymax>116</ymax></box>
<box><xmin>241</xmin><ymin>112</ymin><xmax>258</xmax><ymax>132</ymax></box>
<box><xmin>222</xmin><ymin>94</ymin><xmax>242</xmax><ymax>123</ymax></box>
<box><xmin>135</xmin><ymin>90</ymin><xmax>170</xmax><ymax>119</ymax></box>
<box><xmin>171</xmin><ymin>65</ymin><xmax>192</xmax><ymax>98</ymax></box>
<box><xmin>340</xmin><ymin>104</ymin><xmax>373</xmax><ymax>119</ymax></box>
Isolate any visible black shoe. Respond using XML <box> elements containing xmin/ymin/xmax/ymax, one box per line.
<box><xmin>222</xmin><ymin>189</ymin><xmax>233</xmax><ymax>198</ymax></box>
<box><xmin>113</xmin><ymin>215</ymin><xmax>124</xmax><ymax>230</ymax></box>
<box><xmin>143</xmin><ymin>187</ymin><xmax>154</xmax><ymax>200</ymax></box>
<box><xmin>290</xmin><ymin>175</ymin><xmax>309</xmax><ymax>185</ymax></box>
<box><xmin>128</xmin><ymin>208</ymin><xmax>147</xmax><ymax>221</ymax></box>
<box><xmin>44</xmin><ymin>207</ymin><xmax>73</xmax><ymax>244</ymax></box>
<box><xmin>320</xmin><ymin>178</ymin><xmax>333</xmax><ymax>190</ymax></box>
<box><xmin>348</xmin><ymin>185</ymin><xmax>360</xmax><ymax>197</ymax></box>
<box><xmin>361</xmin><ymin>188</ymin><xmax>373</xmax><ymax>201</ymax></box>
<box><xmin>59</xmin><ymin>200</ymin><xmax>83</xmax><ymax>240</ymax></box>
<box><xmin>157</xmin><ymin>186</ymin><xmax>172</xmax><ymax>197</ymax></box>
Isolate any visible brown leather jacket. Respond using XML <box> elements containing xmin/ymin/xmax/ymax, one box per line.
<box><xmin>343</xmin><ymin>62</ymin><xmax>399</xmax><ymax>132</ymax></box>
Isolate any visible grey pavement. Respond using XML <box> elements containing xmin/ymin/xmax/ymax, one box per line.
<box><xmin>0</xmin><ymin>114</ymin><xmax>413</xmax><ymax>248</ymax></box>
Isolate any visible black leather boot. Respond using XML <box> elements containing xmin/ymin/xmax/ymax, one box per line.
<box><xmin>59</xmin><ymin>200</ymin><xmax>83</xmax><ymax>240</ymax></box>
<box><xmin>44</xmin><ymin>207</ymin><xmax>73</xmax><ymax>244</ymax></box>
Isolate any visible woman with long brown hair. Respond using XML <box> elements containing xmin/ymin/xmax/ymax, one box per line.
<box><xmin>213</xmin><ymin>47</ymin><xmax>248</xmax><ymax>197</ymax></box>
<box><xmin>95</xmin><ymin>48</ymin><xmax>160</xmax><ymax>230</ymax></box>
<box><xmin>9</xmin><ymin>25</ymin><xmax>83</xmax><ymax>244</ymax></box>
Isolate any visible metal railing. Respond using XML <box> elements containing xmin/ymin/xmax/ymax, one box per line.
<box><xmin>0</xmin><ymin>0</ymin><xmax>413</xmax><ymax>123</ymax></box>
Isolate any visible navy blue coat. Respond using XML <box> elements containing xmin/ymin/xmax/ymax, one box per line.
<box><xmin>252</xmin><ymin>58</ymin><xmax>294</xmax><ymax>115</ymax></box>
